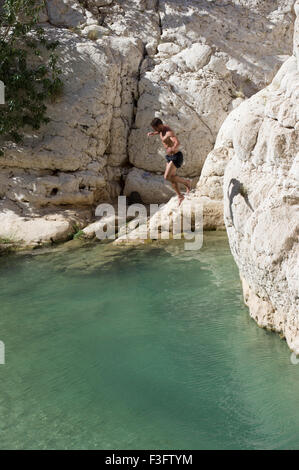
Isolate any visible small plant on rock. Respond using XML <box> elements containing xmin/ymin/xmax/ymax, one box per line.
<box><xmin>0</xmin><ymin>0</ymin><xmax>63</xmax><ymax>150</ymax></box>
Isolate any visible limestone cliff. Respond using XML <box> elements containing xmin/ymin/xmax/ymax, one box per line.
<box><xmin>223</xmin><ymin>2</ymin><xmax>299</xmax><ymax>352</ymax></box>
<box><xmin>0</xmin><ymin>0</ymin><xmax>296</xmax><ymax>245</ymax></box>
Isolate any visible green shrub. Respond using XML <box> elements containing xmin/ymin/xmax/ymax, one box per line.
<box><xmin>73</xmin><ymin>229</ymin><xmax>85</xmax><ymax>240</ymax></box>
<box><xmin>0</xmin><ymin>237</ymin><xmax>14</xmax><ymax>244</ymax></box>
<box><xmin>0</xmin><ymin>0</ymin><xmax>63</xmax><ymax>150</ymax></box>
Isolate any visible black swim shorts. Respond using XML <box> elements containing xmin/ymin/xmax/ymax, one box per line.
<box><xmin>165</xmin><ymin>151</ymin><xmax>184</xmax><ymax>168</ymax></box>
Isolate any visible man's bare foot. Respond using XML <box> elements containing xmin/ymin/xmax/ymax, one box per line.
<box><xmin>178</xmin><ymin>194</ymin><xmax>184</xmax><ymax>206</ymax></box>
<box><xmin>186</xmin><ymin>180</ymin><xmax>191</xmax><ymax>194</ymax></box>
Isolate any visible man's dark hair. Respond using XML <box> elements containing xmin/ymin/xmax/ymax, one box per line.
<box><xmin>151</xmin><ymin>118</ymin><xmax>163</xmax><ymax>128</ymax></box>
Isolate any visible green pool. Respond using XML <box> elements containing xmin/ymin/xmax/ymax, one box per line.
<box><xmin>0</xmin><ymin>233</ymin><xmax>298</xmax><ymax>450</ymax></box>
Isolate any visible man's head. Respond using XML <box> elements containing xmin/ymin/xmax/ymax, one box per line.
<box><xmin>151</xmin><ymin>117</ymin><xmax>163</xmax><ymax>131</ymax></box>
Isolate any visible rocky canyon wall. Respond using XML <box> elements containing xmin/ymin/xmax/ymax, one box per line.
<box><xmin>222</xmin><ymin>1</ymin><xmax>299</xmax><ymax>352</ymax></box>
<box><xmin>0</xmin><ymin>0</ymin><xmax>296</xmax><ymax>245</ymax></box>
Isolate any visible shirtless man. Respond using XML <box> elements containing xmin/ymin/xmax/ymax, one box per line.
<box><xmin>147</xmin><ymin>118</ymin><xmax>191</xmax><ymax>204</ymax></box>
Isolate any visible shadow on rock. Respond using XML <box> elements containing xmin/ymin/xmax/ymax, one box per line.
<box><xmin>227</xmin><ymin>178</ymin><xmax>254</xmax><ymax>227</ymax></box>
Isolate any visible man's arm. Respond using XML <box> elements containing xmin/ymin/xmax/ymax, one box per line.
<box><xmin>147</xmin><ymin>131</ymin><xmax>159</xmax><ymax>137</ymax></box>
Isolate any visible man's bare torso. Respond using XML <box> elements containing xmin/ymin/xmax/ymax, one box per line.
<box><xmin>160</xmin><ymin>126</ymin><xmax>179</xmax><ymax>155</ymax></box>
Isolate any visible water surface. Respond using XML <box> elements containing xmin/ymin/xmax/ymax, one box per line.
<box><xmin>0</xmin><ymin>233</ymin><xmax>298</xmax><ymax>450</ymax></box>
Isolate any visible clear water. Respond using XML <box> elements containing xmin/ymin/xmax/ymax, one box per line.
<box><xmin>0</xmin><ymin>233</ymin><xmax>298</xmax><ymax>450</ymax></box>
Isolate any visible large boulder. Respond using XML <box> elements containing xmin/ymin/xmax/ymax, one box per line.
<box><xmin>127</xmin><ymin>0</ymin><xmax>295</xmax><ymax>197</ymax></box>
<box><xmin>46</xmin><ymin>0</ymin><xmax>87</xmax><ymax>27</ymax></box>
<box><xmin>223</xmin><ymin>48</ymin><xmax>299</xmax><ymax>351</ymax></box>
<box><xmin>123</xmin><ymin>167</ymin><xmax>175</xmax><ymax>204</ymax></box>
<box><xmin>123</xmin><ymin>167</ymin><xmax>199</xmax><ymax>204</ymax></box>
<box><xmin>85</xmin><ymin>0</ymin><xmax>161</xmax><ymax>57</ymax></box>
<box><xmin>191</xmin><ymin>88</ymin><xmax>267</xmax><ymax>228</ymax></box>
<box><xmin>0</xmin><ymin>27</ymin><xmax>145</xmax><ymax>245</ymax></box>
<box><xmin>0</xmin><ymin>199</ymin><xmax>89</xmax><ymax>246</ymax></box>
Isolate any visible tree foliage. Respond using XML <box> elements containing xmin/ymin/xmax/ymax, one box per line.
<box><xmin>0</xmin><ymin>0</ymin><xmax>63</xmax><ymax>147</ymax></box>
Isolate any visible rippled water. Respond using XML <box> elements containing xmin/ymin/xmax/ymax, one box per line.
<box><xmin>0</xmin><ymin>233</ymin><xmax>298</xmax><ymax>450</ymax></box>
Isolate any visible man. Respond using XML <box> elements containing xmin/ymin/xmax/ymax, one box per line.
<box><xmin>147</xmin><ymin>118</ymin><xmax>191</xmax><ymax>205</ymax></box>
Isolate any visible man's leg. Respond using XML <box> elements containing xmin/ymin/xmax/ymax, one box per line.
<box><xmin>164</xmin><ymin>162</ymin><xmax>184</xmax><ymax>204</ymax></box>
<box><xmin>171</xmin><ymin>174</ymin><xmax>191</xmax><ymax>193</ymax></box>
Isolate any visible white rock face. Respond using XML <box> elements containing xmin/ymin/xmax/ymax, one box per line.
<box><xmin>123</xmin><ymin>167</ymin><xmax>199</xmax><ymax>204</ymax></box>
<box><xmin>0</xmin><ymin>0</ymin><xmax>296</xmax><ymax>244</ymax></box>
<box><xmin>0</xmin><ymin>26</ymin><xmax>144</xmax><ymax>183</ymax></box>
<box><xmin>112</xmin><ymin>185</ymin><xmax>226</xmax><ymax>246</ymax></box>
<box><xmin>222</xmin><ymin>42</ymin><xmax>299</xmax><ymax>351</ymax></box>
<box><xmin>46</xmin><ymin>0</ymin><xmax>87</xmax><ymax>27</ymax></box>
<box><xmin>128</xmin><ymin>53</ymin><xmax>232</xmax><ymax>176</ymax></box>
<box><xmin>86</xmin><ymin>0</ymin><xmax>161</xmax><ymax>56</ymax></box>
<box><xmin>0</xmin><ymin>199</ymin><xmax>89</xmax><ymax>246</ymax></box>
<box><xmin>138</xmin><ymin>101</ymin><xmax>251</xmax><ymax>231</ymax></box>
<box><xmin>194</xmin><ymin>145</ymin><xmax>233</xmax><ymax>229</ymax></box>
<box><xmin>189</xmin><ymin>88</ymin><xmax>267</xmax><ymax>229</ymax></box>
<box><xmin>166</xmin><ymin>0</ymin><xmax>295</xmax><ymax>94</ymax></box>
<box><xmin>124</xmin><ymin>167</ymin><xmax>175</xmax><ymax>204</ymax></box>
<box><xmin>113</xmin><ymin>192</ymin><xmax>206</xmax><ymax>246</ymax></box>
<box><xmin>0</xmin><ymin>26</ymin><xmax>145</xmax><ymax>245</ymax></box>
<box><xmin>128</xmin><ymin>0</ymin><xmax>295</xmax><ymax>185</ymax></box>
